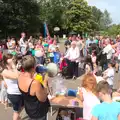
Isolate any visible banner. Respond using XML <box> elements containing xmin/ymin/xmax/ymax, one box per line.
<box><xmin>44</xmin><ymin>22</ymin><xmax>50</xmax><ymax>38</ymax></box>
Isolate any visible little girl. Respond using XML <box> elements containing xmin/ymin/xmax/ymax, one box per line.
<box><xmin>53</xmin><ymin>47</ymin><xmax>61</xmax><ymax>64</ymax></box>
<box><xmin>0</xmin><ymin>61</ymin><xmax>8</xmax><ymax>109</ymax></box>
<box><xmin>103</xmin><ymin>61</ymin><xmax>115</xmax><ymax>88</ymax></box>
<box><xmin>84</xmin><ymin>55</ymin><xmax>94</xmax><ymax>74</ymax></box>
<box><xmin>91</xmin><ymin>50</ymin><xmax>98</xmax><ymax>74</ymax></box>
<box><xmin>0</xmin><ymin>80</ymin><xmax>8</xmax><ymax>109</ymax></box>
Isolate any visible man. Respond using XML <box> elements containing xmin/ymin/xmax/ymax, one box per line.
<box><xmin>64</xmin><ymin>36</ymin><xmax>72</xmax><ymax>52</ymax></box>
<box><xmin>91</xmin><ymin>81</ymin><xmax>120</xmax><ymax>120</ymax></box>
<box><xmin>103</xmin><ymin>38</ymin><xmax>114</xmax><ymax>63</ymax></box>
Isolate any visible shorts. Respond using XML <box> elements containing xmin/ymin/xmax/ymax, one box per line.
<box><xmin>7</xmin><ymin>94</ymin><xmax>23</xmax><ymax>112</ymax></box>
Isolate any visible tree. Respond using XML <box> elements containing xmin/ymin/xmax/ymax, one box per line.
<box><xmin>0</xmin><ymin>0</ymin><xmax>40</xmax><ymax>37</ymax></box>
<box><xmin>91</xmin><ymin>6</ymin><xmax>103</xmax><ymax>31</ymax></box>
<box><xmin>65</xmin><ymin>0</ymin><xmax>93</xmax><ymax>33</ymax></box>
<box><xmin>100</xmin><ymin>9</ymin><xmax>112</xmax><ymax>30</ymax></box>
<box><xmin>38</xmin><ymin>0</ymin><xmax>71</xmax><ymax>34</ymax></box>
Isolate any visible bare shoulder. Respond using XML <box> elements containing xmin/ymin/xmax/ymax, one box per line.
<box><xmin>32</xmin><ymin>80</ymin><xmax>42</xmax><ymax>89</ymax></box>
<box><xmin>2</xmin><ymin>69</ymin><xmax>7</xmax><ymax>75</ymax></box>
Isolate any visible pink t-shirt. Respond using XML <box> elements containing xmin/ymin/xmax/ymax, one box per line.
<box><xmin>35</xmin><ymin>45</ymin><xmax>44</xmax><ymax>57</ymax></box>
<box><xmin>91</xmin><ymin>56</ymin><xmax>96</xmax><ymax>64</ymax></box>
<box><xmin>81</xmin><ymin>87</ymin><xmax>100</xmax><ymax>120</ymax></box>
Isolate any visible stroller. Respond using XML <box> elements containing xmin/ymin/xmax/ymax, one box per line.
<box><xmin>59</xmin><ymin>58</ymin><xmax>73</xmax><ymax>79</ymax></box>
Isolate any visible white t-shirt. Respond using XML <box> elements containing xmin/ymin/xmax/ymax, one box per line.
<box><xmin>49</xmin><ymin>44</ymin><xmax>59</xmax><ymax>52</ymax></box>
<box><xmin>4</xmin><ymin>78</ymin><xmax>21</xmax><ymax>95</ymax></box>
<box><xmin>64</xmin><ymin>47</ymin><xmax>80</xmax><ymax>62</ymax></box>
<box><xmin>103</xmin><ymin>44</ymin><xmax>114</xmax><ymax>59</ymax></box>
<box><xmin>81</xmin><ymin>87</ymin><xmax>100</xmax><ymax>120</ymax></box>
<box><xmin>106</xmin><ymin>68</ymin><xmax>114</xmax><ymax>86</ymax></box>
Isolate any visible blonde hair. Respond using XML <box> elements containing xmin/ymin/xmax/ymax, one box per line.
<box><xmin>82</xmin><ymin>73</ymin><xmax>97</xmax><ymax>94</ymax></box>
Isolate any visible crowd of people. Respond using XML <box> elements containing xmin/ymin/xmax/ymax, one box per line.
<box><xmin>0</xmin><ymin>32</ymin><xmax>120</xmax><ymax>120</ymax></box>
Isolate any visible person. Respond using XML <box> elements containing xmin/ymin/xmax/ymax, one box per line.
<box><xmin>1</xmin><ymin>53</ymin><xmax>23</xmax><ymax>120</ymax></box>
<box><xmin>11</xmin><ymin>37</ymin><xmax>16</xmax><ymax>50</ymax></box>
<box><xmin>112</xmin><ymin>37</ymin><xmax>120</xmax><ymax>72</ymax></box>
<box><xmin>35</xmin><ymin>40</ymin><xmax>45</xmax><ymax>65</ymax></box>
<box><xmin>86</xmin><ymin>37</ymin><xmax>96</xmax><ymax>54</ymax></box>
<box><xmin>84</xmin><ymin>55</ymin><xmax>94</xmax><ymax>74</ymax></box>
<box><xmin>27</xmin><ymin>36</ymin><xmax>34</xmax><ymax>55</ymax></box>
<box><xmin>103</xmin><ymin>61</ymin><xmax>115</xmax><ymax>88</ymax></box>
<box><xmin>64</xmin><ymin>36</ymin><xmax>72</xmax><ymax>52</ymax></box>
<box><xmin>78</xmin><ymin>74</ymin><xmax>100</xmax><ymax>120</ymax></box>
<box><xmin>0</xmin><ymin>80</ymin><xmax>8</xmax><ymax>109</ymax></box>
<box><xmin>103</xmin><ymin>39</ymin><xmax>114</xmax><ymax>64</ymax></box>
<box><xmin>53</xmin><ymin>47</ymin><xmax>61</xmax><ymax>64</ymax></box>
<box><xmin>19</xmin><ymin>32</ymin><xmax>27</xmax><ymax>55</ymax></box>
<box><xmin>6</xmin><ymin>37</ymin><xmax>14</xmax><ymax>53</ymax></box>
<box><xmin>91</xmin><ymin>50</ymin><xmax>98</xmax><ymax>74</ymax></box>
<box><xmin>64</xmin><ymin>41</ymin><xmax>80</xmax><ymax>79</ymax></box>
<box><xmin>18</xmin><ymin>55</ymin><xmax>50</xmax><ymax>120</ymax></box>
<box><xmin>48</xmin><ymin>40</ymin><xmax>59</xmax><ymax>62</ymax></box>
<box><xmin>91</xmin><ymin>81</ymin><xmax>120</xmax><ymax>120</ymax></box>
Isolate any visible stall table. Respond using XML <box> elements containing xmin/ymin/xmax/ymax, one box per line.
<box><xmin>50</xmin><ymin>96</ymin><xmax>83</xmax><ymax>118</ymax></box>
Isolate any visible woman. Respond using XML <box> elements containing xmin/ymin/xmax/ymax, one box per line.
<box><xmin>78</xmin><ymin>74</ymin><xmax>100</xmax><ymax>120</ymax></box>
<box><xmin>1</xmin><ymin>53</ymin><xmax>22</xmax><ymax>120</ymax></box>
<box><xmin>48</xmin><ymin>40</ymin><xmax>58</xmax><ymax>62</ymax></box>
<box><xmin>64</xmin><ymin>41</ymin><xmax>80</xmax><ymax>79</ymax></box>
<box><xmin>18</xmin><ymin>55</ymin><xmax>50</xmax><ymax>120</ymax></box>
<box><xmin>6</xmin><ymin>37</ymin><xmax>14</xmax><ymax>53</ymax></box>
<box><xmin>35</xmin><ymin>40</ymin><xmax>45</xmax><ymax>65</ymax></box>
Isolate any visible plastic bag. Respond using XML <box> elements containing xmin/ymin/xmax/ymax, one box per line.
<box><xmin>51</xmin><ymin>76</ymin><xmax>67</xmax><ymax>96</ymax></box>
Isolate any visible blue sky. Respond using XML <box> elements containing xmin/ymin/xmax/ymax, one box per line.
<box><xmin>87</xmin><ymin>0</ymin><xmax>120</xmax><ymax>24</ymax></box>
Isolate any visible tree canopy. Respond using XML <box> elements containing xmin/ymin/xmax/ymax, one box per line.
<box><xmin>0</xmin><ymin>0</ymin><xmax>40</xmax><ymax>36</ymax></box>
<box><xmin>65</xmin><ymin>0</ymin><xmax>92</xmax><ymax>33</ymax></box>
<box><xmin>0</xmin><ymin>0</ymin><xmax>113</xmax><ymax>37</ymax></box>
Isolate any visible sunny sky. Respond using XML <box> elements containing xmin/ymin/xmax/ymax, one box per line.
<box><xmin>87</xmin><ymin>0</ymin><xmax>120</xmax><ymax>24</ymax></box>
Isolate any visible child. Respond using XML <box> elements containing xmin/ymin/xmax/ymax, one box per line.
<box><xmin>91</xmin><ymin>81</ymin><xmax>120</xmax><ymax>120</ymax></box>
<box><xmin>0</xmin><ymin>80</ymin><xmax>8</xmax><ymax>109</ymax></box>
<box><xmin>84</xmin><ymin>55</ymin><xmax>94</xmax><ymax>74</ymax></box>
<box><xmin>91</xmin><ymin>50</ymin><xmax>98</xmax><ymax>74</ymax></box>
<box><xmin>59</xmin><ymin>110</ymin><xmax>71</xmax><ymax>120</ymax></box>
<box><xmin>103</xmin><ymin>61</ymin><xmax>115</xmax><ymax>88</ymax></box>
<box><xmin>0</xmin><ymin>63</ymin><xmax>8</xmax><ymax>109</ymax></box>
<box><xmin>53</xmin><ymin>47</ymin><xmax>61</xmax><ymax>64</ymax></box>
<box><xmin>78</xmin><ymin>74</ymin><xmax>100</xmax><ymax>120</ymax></box>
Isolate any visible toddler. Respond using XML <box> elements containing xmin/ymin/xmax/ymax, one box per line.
<box><xmin>0</xmin><ymin>80</ymin><xmax>8</xmax><ymax>109</ymax></box>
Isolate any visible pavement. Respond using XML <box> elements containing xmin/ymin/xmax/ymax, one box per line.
<box><xmin>0</xmin><ymin>40</ymin><xmax>120</xmax><ymax>120</ymax></box>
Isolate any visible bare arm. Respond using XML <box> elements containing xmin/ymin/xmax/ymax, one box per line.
<box><xmin>2</xmin><ymin>69</ymin><xmax>19</xmax><ymax>80</ymax></box>
<box><xmin>91</xmin><ymin>116</ymin><xmax>98</xmax><ymax>120</ymax></box>
<box><xmin>79</xmin><ymin>89</ymin><xmax>84</xmax><ymax>102</ymax></box>
<box><xmin>35</xmin><ymin>81</ymin><xmax>48</xmax><ymax>102</ymax></box>
<box><xmin>118</xmin><ymin>114</ymin><xmax>120</xmax><ymax>120</ymax></box>
<box><xmin>4</xmin><ymin>81</ymin><xmax>7</xmax><ymax>89</ymax></box>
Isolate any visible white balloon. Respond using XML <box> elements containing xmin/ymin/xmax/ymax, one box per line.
<box><xmin>47</xmin><ymin>63</ymin><xmax>58</xmax><ymax>77</ymax></box>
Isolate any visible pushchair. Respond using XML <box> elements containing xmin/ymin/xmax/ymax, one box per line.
<box><xmin>59</xmin><ymin>58</ymin><xmax>73</xmax><ymax>79</ymax></box>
